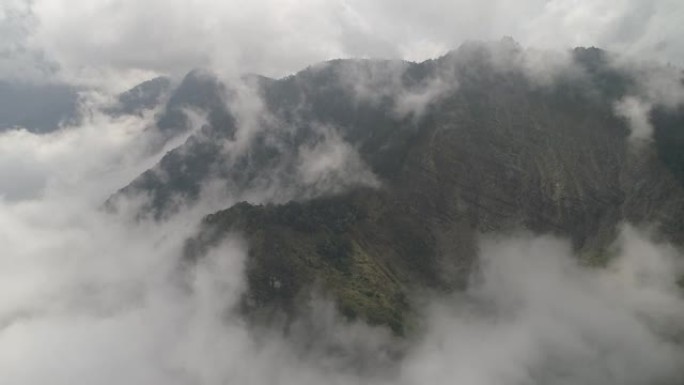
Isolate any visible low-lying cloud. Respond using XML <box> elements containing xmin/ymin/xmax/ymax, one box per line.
<box><xmin>1</xmin><ymin>100</ymin><xmax>683</xmax><ymax>384</ymax></box>
<box><xmin>405</xmin><ymin>230</ymin><xmax>684</xmax><ymax>385</ymax></box>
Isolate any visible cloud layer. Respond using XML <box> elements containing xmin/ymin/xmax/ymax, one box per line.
<box><xmin>0</xmin><ymin>98</ymin><xmax>683</xmax><ymax>384</ymax></box>
<box><xmin>2</xmin><ymin>0</ymin><xmax>684</xmax><ymax>87</ymax></box>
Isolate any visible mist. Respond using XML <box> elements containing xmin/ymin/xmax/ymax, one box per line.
<box><xmin>1</xmin><ymin>1</ymin><xmax>684</xmax><ymax>383</ymax></box>
<box><xmin>0</xmin><ymin>96</ymin><xmax>683</xmax><ymax>384</ymax></box>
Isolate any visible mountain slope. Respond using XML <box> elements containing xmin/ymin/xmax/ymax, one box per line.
<box><xmin>116</xmin><ymin>41</ymin><xmax>684</xmax><ymax>333</ymax></box>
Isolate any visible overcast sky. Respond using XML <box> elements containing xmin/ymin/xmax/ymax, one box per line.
<box><xmin>1</xmin><ymin>0</ymin><xmax>683</xmax><ymax>88</ymax></box>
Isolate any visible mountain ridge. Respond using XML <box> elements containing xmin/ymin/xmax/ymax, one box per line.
<box><xmin>110</xmin><ymin>41</ymin><xmax>684</xmax><ymax>333</ymax></box>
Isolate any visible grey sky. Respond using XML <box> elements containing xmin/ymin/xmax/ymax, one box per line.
<box><xmin>1</xmin><ymin>0</ymin><xmax>683</xmax><ymax>89</ymax></box>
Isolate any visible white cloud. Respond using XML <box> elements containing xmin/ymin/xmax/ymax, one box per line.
<box><xmin>296</xmin><ymin>125</ymin><xmax>380</xmax><ymax>193</ymax></box>
<box><xmin>401</xmin><ymin>229</ymin><xmax>684</xmax><ymax>385</ymax></box>
<box><xmin>0</xmin><ymin>92</ymin><xmax>181</xmax><ymax>202</ymax></box>
<box><xmin>614</xmin><ymin>96</ymin><xmax>654</xmax><ymax>140</ymax></box>
<box><xmin>2</xmin><ymin>0</ymin><xmax>683</xmax><ymax>86</ymax></box>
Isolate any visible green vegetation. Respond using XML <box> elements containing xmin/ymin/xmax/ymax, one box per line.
<box><xmin>195</xmin><ymin>190</ymin><xmax>422</xmax><ymax>335</ymax></box>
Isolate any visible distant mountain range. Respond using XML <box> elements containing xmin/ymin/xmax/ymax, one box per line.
<box><xmin>0</xmin><ymin>80</ymin><xmax>79</xmax><ymax>132</ymax></box>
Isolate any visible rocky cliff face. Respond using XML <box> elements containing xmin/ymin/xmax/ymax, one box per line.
<box><xmin>114</xmin><ymin>41</ymin><xmax>684</xmax><ymax>333</ymax></box>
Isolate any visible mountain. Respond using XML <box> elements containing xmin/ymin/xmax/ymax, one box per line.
<box><xmin>105</xmin><ymin>76</ymin><xmax>172</xmax><ymax>117</ymax></box>
<box><xmin>114</xmin><ymin>40</ymin><xmax>684</xmax><ymax>334</ymax></box>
